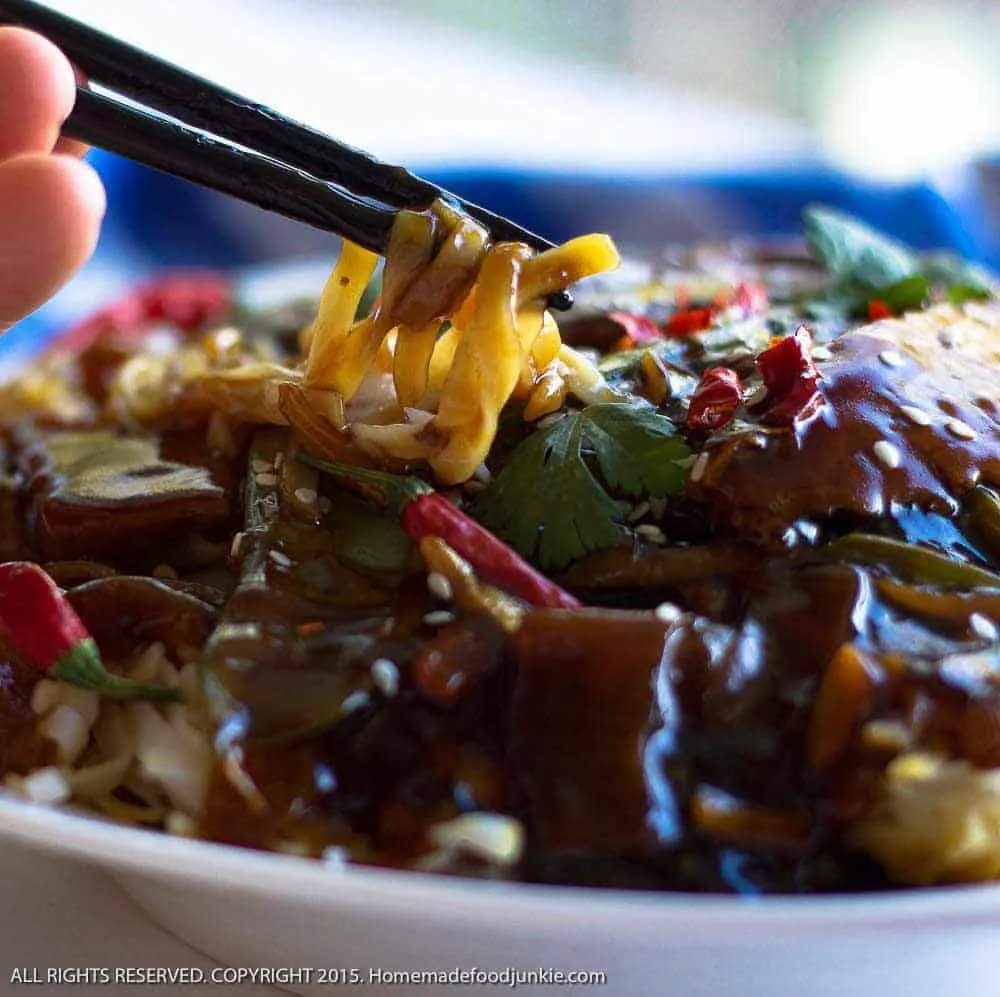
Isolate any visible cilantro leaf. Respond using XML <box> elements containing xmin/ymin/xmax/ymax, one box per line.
<box><xmin>803</xmin><ymin>205</ymin><xmax>918</xmax><ymax>295</ymax></box>
<box><xmin>802</xmin><ymin>205</ymin><xmax>997</xmax><ymax>315</ymax></box>
<box><xmin>474</xmin><ymin>404</ymin><xmax>691</xmax><ymax>570</ymax></box>
<box><xmin>583</xmin><ymin>403</ymin><xmax>691</xmax><ymax>497</ymax></box>
<box><xmin>876</xmin><ymin>275</ymin><xmax>932</xmax><ymax>313</ymax></box>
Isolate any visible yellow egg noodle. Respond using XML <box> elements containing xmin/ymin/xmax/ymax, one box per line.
<box><xmin>302</xmin><ymin>201</ymin><xmax>620</xmax><ymax>482</ymax></box>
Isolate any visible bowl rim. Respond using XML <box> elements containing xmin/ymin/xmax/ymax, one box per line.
<box><xmin>3</xmin><ymin>794</ymin><xmax>999</xmax><ymax>936</ymax></box>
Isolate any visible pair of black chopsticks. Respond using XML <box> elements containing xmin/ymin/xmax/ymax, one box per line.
<box><xmin>0</xmin><ymin>0</ymin><xmax>571</xmax><ymax>308</ymax></box>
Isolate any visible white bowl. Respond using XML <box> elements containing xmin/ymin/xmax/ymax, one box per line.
<box><xmin>1</xmin><ymin>794</ymin><xmax>999</xmax><ymax>997</ymax></box>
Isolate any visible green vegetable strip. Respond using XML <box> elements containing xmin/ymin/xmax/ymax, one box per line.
<box><xmin>825</xmin><ymin>534</ymin><xmax>1000</xmax><ymax>590</ymax></box>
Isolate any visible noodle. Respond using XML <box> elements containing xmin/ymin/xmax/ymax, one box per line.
<box><xmin>300</xmin><ymin>203</ymin><xmax>619</xmax><ymax>482</ymax></box>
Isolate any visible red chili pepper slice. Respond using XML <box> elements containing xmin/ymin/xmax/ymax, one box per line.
<box><xmin>665</xmin><ymin>307</ymin><xmax>715</xmax><ymax>338</ymax></box>
<box><xmin>298</xmin><ymin>455</ymin><xmax>581</xmax><ymax>610</ymax></box>
<box><xmin>685</xmin><ymin>367</ymin><xmax>744</xmax><ymax>431</ymax></box>
<box><xmin>607</xmin><ymin>311</ymin><xmax>663</xmax><ymax>353</ymax></box>
<box><xmin>733</xmin><ymin>281</ymin><xmax>768</xmax><ymax>316</ymax></box>
<box><xmin>0</xmin><ymin>562</ymin><xmax>180</xmax><ymax>700</ymax></box>
<box><xmin>755</xmin><ymin>326</ymin><xmax>823</xmax><ymax>426</ymax></box>
<box><xmin>867</xmin><ymin>299</ymin><xmax>894</xmax><ymax>321</ymax></box>
<box><xmin>52</xmin><ymin>272</ymin><xmax>232</xmax><ymax>356</ymax></box>
<box><xmin>402</xmin><ymin>493</ymin><xmax>580</xmax><ymax>609</ymax></box>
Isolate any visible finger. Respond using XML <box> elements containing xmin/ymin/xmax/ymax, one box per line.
<box><xmin>0</xmin><ymin>27</ymin><xmax>77</xmax><ymax>161</ymax></box>
<box><xmin>0</xmin><ymin>154</ymin><xmax>106</xmax><ymax>331</ymax></box>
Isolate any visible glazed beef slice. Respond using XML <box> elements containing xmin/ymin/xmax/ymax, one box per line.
<box><xmin>15</xmin><ymin>428</ymin><xmax>232</xmax><ymax>570</ymax></box>
<box><xmin>690</xmin><ymin>303</ymin><xmax>1000</xmax><ymax>540</ymax></box>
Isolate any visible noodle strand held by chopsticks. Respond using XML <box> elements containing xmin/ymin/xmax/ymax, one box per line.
<box><xmin>393</xmin><ymin>319</ymin><xmax>443</xmax><ymax>409</ymax></box>
<box><xmin>302</xmin><ymin>203</ymin><xmax>621</xmax><ymax>482</ymax></box>
<box><xmin>303</xmin><ymin>240</ymin><xmax>381</xmax><ymax>395</ymax></box>
<box><xmin>425</xmin><ymin>243</ymin><xmax>530</xmax><ymax>483</ymax></box>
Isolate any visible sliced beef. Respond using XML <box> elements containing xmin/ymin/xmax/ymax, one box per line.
<box><xmin>13</xmin><ymin>426</ymin><xmax>234</xmax><ymax>570</ymax></box>
<box><xmin>690</xmin><ymin>304</ymin><xmax>1000</xmax><ymax>541</ymax></box>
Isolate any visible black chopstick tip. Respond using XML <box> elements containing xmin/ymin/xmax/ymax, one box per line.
<box><xmin>547</xmin><ymin>290</ymin><xmax>573</xmax><ymax>312</ymax></box>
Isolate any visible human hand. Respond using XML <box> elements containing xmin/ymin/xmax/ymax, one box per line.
<box><xmin>0</xmin><ymin>27</ymin><xmax>106</xmax><ymax>331</ymax></box>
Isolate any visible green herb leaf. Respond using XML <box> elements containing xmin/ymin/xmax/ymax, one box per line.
<box><xmin>474</xmin><ymin>404</ymin><xmax>691</xmax><ymax>570</ymax></box>
<box><xmin>877</xmin><ymin>275</ymin><xmax>932</xmax><ymax>313</ymax></box>
<box><xmin>583</xmin><ymin>403</ymin><xmax>692</xmax><ymax>497</ymax></box>
<box><xmin>803</xmin><ymin>205</ymin><xmax>918</xmax><ymax>295</ymax></box>
<box><xmin>803</xmin><ymin>206</ymin><xmax>997</xmax><ymax>315</ymax></box>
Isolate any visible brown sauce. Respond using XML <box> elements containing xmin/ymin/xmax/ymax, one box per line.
<box><xmin>0</xmin><ymin>281</ymin><xmax>996</xmax><ymax>896</ymax></box>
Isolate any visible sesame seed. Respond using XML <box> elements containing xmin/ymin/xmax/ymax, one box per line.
<box><xmin>423</xmin><ymin>610</ymin><xmax>456</xmax><ymax>627</ymax></box>
<box><xmin>273</xmin><ymin>452</ymin><xmax>286</xmax><ymax>471</ymax></box>
<box><xmin>427</xmin><ymin>572</ymin><xmax>454</xmax><ymax>602</ymax></box>
<box><xmin>268</xmin><ymin>550</ymin><xmax>292</xmax><ymax>569</ymax></box>
<box><xmin>255</xmin><ymin>472</ymin><xmax>278</xmax><ymax>487</ymax></box>
<box><xmin>690</xmin><ymin>451</ymin><xmax>711</xmax><ymax>484</ymax></box>
<box><xmin>873</xmin><ymin>440</ymin><xmax>902</xmax><ymax>469</ymax></box>
<box><xmin>946</xmin><ymin>418</ymin><xmax>977</xmax><ymax>440</ymax></box>
<box><xmin>635</xmin><ymin>523</ymin><xmax>666</xmax><ymax>543</ymax></box>
<box><xmin>294</xmin><ymin>487</ymin><xmax>318</xmax><ymax>505</ymax></box>
<box><xmin>879</xmin><ymin>349</ymin><xmax>904</xmax><ymax>367</ymax></box>
<box><xmin>654</xmin><ymin>602</ymin><xmax>682</xmax><ymax>624</ymax></box>
<box><xmin>970</xmin><ymin>614</ymin><xmax>998</xmax><ymax>641</ymax></box>
<box><xmin>250</xmin><ymin>459</ymin><xmax>271</xmax><ymax>473</ymax></box>
<box><xmin>371</xmin><ymin>658</ymin><xmax>400</xmax><ymax>698</ymax></box>
<box><xmin>342</xmin><ymin>690</ymin><xmax>372</xmax><ymax>714</ymax></box>
<box><xmin>900</xmin><ymin>405</ymin><xmax>932</xmax><ymax>427</ymax></box>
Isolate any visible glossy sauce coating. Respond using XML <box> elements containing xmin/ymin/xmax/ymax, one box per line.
<box><xmin>693</xmin><ymin>307</ymin><xmax>1000</xmax><ymax>540</ymax></box>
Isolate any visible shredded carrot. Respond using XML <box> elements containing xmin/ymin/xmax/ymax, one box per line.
<box><xmin>808</xmin><ymin>643</ymin><xmax>880</xmax><ymax>775</ymax></box>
